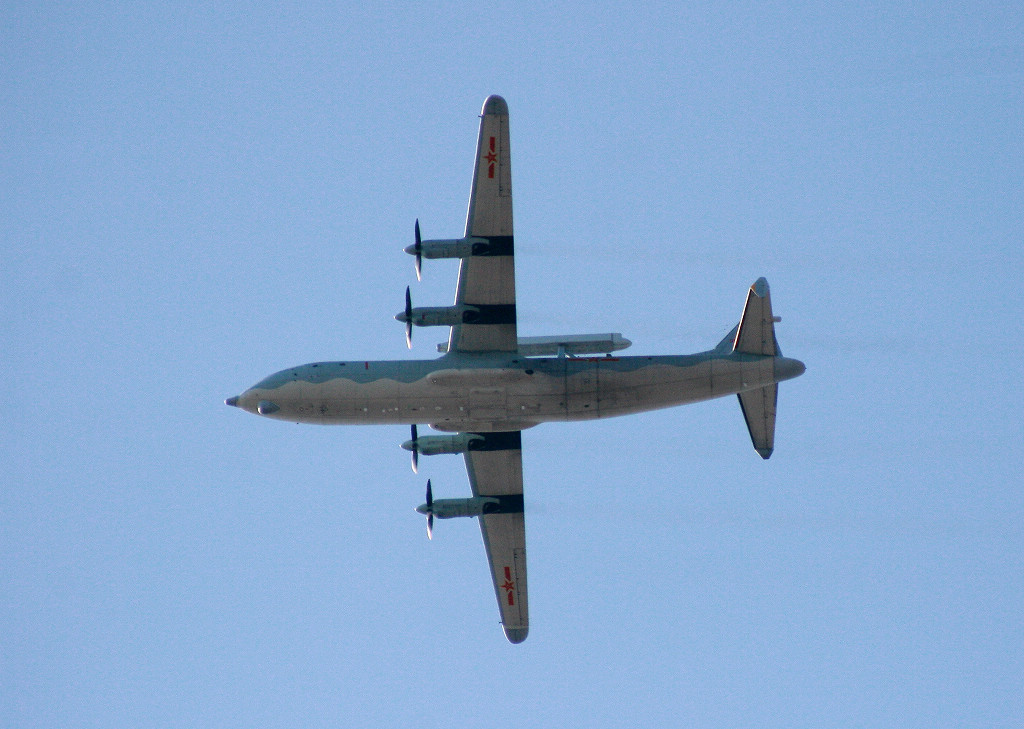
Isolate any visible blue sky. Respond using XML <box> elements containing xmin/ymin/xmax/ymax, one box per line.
<box><xmin>3</xmin><ymin>3</ymin><xmax>1023</xmax><ymax>727</ymax></box>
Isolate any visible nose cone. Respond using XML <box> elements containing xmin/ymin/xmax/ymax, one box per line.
<box><xmin>775</xmin><ymin>357</ymin><xmax>806</xmax><ymax>382</ymax></box>
<box><xmin>225</xmin><ymin>396</ymin><xmax>240</xmax><ymax>407</ymax></box>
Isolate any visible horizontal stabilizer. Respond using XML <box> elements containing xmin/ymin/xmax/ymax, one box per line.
<box><xmin>738</xmin><ymin>384</ymin><xmax>777</xmax><ymax>459</ymax></box>
<box><xmin>733</xmin><ymin>277</ymin><xmax>779</xmax><ymax>356</ymax></box>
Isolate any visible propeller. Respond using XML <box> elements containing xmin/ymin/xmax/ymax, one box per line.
<box><xmin>425</xmin><ymin>478</ymin><xmax>434</xmax><ymax>540</ymax></box>
<box><xmin>404</xmin><ymin>285</ymin><xmax>413</xmax><ymax>349</ymax></box>
<box><xmin>413</xmin><ymin>219</ymin><xmax>423</xmax><ymax>281</ymax></box>
<box><xmin>409</xmin><ymin>424</ymin><xmax>419</xmax><ymax>473</ymax></box>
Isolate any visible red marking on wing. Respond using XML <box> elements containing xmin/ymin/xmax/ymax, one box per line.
<box><xmin>501</xmin><ymin>566</ymin><xmax>515</xmax><ymax>605</ymax></box>
<box><xmin>486</xmin><ymin>136</ymin><xmax>497</xmax><ymax>178</ymax></box>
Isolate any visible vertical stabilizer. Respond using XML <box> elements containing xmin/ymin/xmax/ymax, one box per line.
<box><xmin>733</xmin><ymin>277</ymin><xmax>779</xmax><ymax>356</ymax></box>
<box><xmin>733</xmin><ymin>277</ymin><xmax>783</xmax><ymax>458</ymax></box>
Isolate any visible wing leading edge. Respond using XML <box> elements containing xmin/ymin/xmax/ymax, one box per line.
<box><xmin>462</xmin><ymin>431</ymin><xmax>528</xmax><ymax>643</ymax></box>
<box><xmin>448</xmin><ymin>95</ymin><xmax>518</xmax><ymax>354</ymax></box>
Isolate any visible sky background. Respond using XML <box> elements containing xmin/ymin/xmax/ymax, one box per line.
<box><xmin>3</xmin><ymin>2</ymin><xmax>1023</xmax><ymax>727</ymax></box>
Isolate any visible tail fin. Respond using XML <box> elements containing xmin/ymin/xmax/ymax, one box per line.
<box><xmin>734</xmin><ymin>277</ymin><xmax>780</xmax><ymax>356</ymax></box>
<box><xmin>734</xmin><ymin>278</ymin><xmax>781</xmax><ymax>458</ymax></box>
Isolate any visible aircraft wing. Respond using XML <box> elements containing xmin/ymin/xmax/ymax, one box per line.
<box><xmin>463</xmin><ymin>431</ymin><xmax>528</xmax><ymax>643</ymax></box>
<box><xmin>448</xmin><ymin>95</ymin><xmax>518</xmax><ymax>354</ymax></box>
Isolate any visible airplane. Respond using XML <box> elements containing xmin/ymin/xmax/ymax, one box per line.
<box><xmin>226</xmin><ymin>95</ymin><xmax>805</xmax><ymax>644</ymax></box>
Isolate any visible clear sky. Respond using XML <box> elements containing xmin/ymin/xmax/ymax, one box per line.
<box><xmin>4</xmin><ymin>3</ymin><xmax>1023</xmax><ymax>727</ymax></box>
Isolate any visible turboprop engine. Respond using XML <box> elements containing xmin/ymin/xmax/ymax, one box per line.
<box><xmin>405</xmin><ymin>219</ymin><xmax>514</xmax><ymax>280</ymax></box>
<box><xmin>395</xmin><ymin>286</ymin><xmax>514</xmax><ymax>348</ymax></box>
<box><xmin>415</xmin><ymin>479</ymin><xmax>522</xmax><ymax>539</ymax></box>
<box><xmin>394</xmin><ymin>286</ymin><xmax>461</xmax><ymax>348</ymax></box>
<box><xmin>401</xmin><ymin>425</ymin><xmax>483</xmax><ymax>472</ymax></box>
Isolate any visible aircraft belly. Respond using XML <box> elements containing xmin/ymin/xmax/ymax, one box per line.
<box><xmin>279</xmin><ymin>372</ymin><xmax>549</xmax><ymax>427</ymax></box>
<box><xmin>563</xmin><ymin>360</ymin><xmax>598</xmax><ymax>418</ymax></box>
<box><xmin>269</xmin><ymin>376</ymin><xmax>455</xmax><ymax>425</ymax></box>
<box><xmin>585</xmin><ymin>358</ymin><xmax>781</xmax><ymax>419</ymax></box>
<box><xmin>243</xmin><ymin>356</ymin><xmax>783</xmax><ymax>426</ymax></box>
<box><xmin>712</xmin><ymin>357</ymin><xmax>776</xmax><ymax>396</ymax></box>
<box><xmin>469</xmin><ymin>388</ymin><xmax>505</xmax><ymax>419</ymax></box>
<box><xmin>570</xmin><ymin>361</ymin><xmax>716</xmax><ymax>420</ymax></box>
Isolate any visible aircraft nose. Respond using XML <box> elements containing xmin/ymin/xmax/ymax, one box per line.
<box><xmin>225</xmin><ymin>396</ymin><xmax>240</xmax><ymax>407</ymax></box>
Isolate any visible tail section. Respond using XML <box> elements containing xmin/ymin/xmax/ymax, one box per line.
<box><xmin>738</xmin><ymin>385</ymin><xmax>777</xmax><ymax>459</ymax></box>
<box><xmin>733</xmin><ymin>277</ymin><xmax>780</xmax><ymax>356</ymax></box>
<box><xmin>725</xmin><ymin>277</ymin><xmax>797</xmax><ymax>460</ymax></box>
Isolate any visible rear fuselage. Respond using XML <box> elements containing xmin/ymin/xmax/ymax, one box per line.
<box><xmin>231</xmin><ymin>351</ymin><xmax>805</xmax><ymax>432</ymax></box>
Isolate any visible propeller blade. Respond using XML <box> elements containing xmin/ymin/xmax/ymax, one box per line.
<box><xmin>410</xmin><ymin>424</ymin><xmax>419</xmax><ymax>473</ymax></box>
<box><xmin>414</xmin><ymin>219</ymin><xmax>423</xmax><ymax>281</ymax></box>
<box><xmin>425</xmin><ymin>479</ymin><xmax>434</xmax><ymax>540</ymax></box>
<box><xmin>404</xmin><ymin>286</ymin><xmax>413</xmax><ymax>349</ymax></box>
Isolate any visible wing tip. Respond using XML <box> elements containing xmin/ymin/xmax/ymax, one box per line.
<box><xmin>482</xmin><ymin>95</ymin><xmax>508</xmax><ymax>116</ymax></box>
<box><xmin>503</xmin><ymin>625</ymin><xmax>528</xmax><ymax>644</ymax></box>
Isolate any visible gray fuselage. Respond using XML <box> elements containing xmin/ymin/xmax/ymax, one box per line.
<box><xmin>232</xmin><ymin>350</ymin><xmax>806</xmax><ymax>432</ymax></box>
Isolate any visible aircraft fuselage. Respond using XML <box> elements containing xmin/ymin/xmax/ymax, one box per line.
<box><xmin>229</xmin><ymin>350</ymin><xmax>806</xmax><ymax>432</ymax></box>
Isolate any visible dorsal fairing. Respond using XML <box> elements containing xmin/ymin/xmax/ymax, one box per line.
<box><xmin>436</xmin><ymin>332</ymin><xmax>632</xmax><ymax>355</ymax></box>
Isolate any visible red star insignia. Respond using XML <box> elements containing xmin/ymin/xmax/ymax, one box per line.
<box><xmin>484</xmin><ymin>151</ymin><xmax>498</xmax><ymax>164</ymax></box>
<box><xmin>501</xmin><ymin>579</ymin><xmax>515</xmax><ymax>592</ymax></box>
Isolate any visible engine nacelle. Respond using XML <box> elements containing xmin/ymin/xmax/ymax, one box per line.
<box><xmin>395</xmin><ymin>305</ymin><xmax>464</xmax><ymax>328</ymax></box>
<box><xmin>416</xmin><ymin>494</ymin><xmax>524</xmax><ymax>519</ymax></box>
<box><xmin>396</xmin><ymin>303</ymin><xmax>515</xmax><ymax>329</ymax></box>
<box><xmin>404</xmin><ymin>235</ymin><xmax>513</xmax><ymax>260</ymax></box>
<box><xmin>401</xmin><ymin>433</ymin><xmax>483</xmax><ymax>456</ymax></box>
<box><xmin>416</xmin><ymin>496</ymin><xmax>499</xmax><ymax>519</ymax></box>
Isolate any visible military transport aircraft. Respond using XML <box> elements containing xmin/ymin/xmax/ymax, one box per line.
<box><xmin>226</xmin><ymin>95</ymin><xmax>805</xmax><ymax>644</ymax></box>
